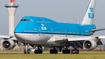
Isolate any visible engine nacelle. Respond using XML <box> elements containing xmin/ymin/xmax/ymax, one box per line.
<box><xmin>2</xmin><ymin>39</ymin><xmax>16</xmax><ymax>50</ymax></box>
<box><xmin>83</xmin><ymin>40</ymin><xmax>97</xmax><ymax>50</ymax></box>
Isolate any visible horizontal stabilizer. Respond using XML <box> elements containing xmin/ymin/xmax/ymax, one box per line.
<box><xmin>92</xmin><ymin>28</ymin><xmax>105</xmax><ymax>32</ymax></box>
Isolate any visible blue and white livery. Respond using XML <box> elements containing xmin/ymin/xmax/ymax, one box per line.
<box><xmin>0</xmin><ymin>0</ymin><xmax>105</xmax><ymax>54</ymax></box>
<box><xmin>13</xmin><ymin>0</ymin><xmax>105</xmax><ymax>54</ymax></box>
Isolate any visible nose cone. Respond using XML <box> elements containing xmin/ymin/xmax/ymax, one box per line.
<box><xmin>14</xmin><ymin>21</ymin><xmax>28</xmax><ymax>42</ymax></box>
<box><xmin>14</xmin><ymin>27</ymin><xmax>20</xmax><ymax>33</ymax></box>
<box><xmin>14</xmin><ymin>21</ymin><xmax>21</xmax><ymax>33</ymax></box>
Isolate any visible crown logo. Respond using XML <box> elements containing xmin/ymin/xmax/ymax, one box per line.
<box><xmin>90</xmin><ymin>6</ymin><xmax>93</xmax><ymax>12</ymax></box>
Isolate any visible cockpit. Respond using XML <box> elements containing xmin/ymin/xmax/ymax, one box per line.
<box><xmin>21</xmin><ymin>19</ymin><xmax>30</xmax><ymax>21</ymax></box>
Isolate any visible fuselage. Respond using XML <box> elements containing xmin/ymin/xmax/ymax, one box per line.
<box><xmin>14</xmin><ymin>16</ymin><xmax>96</xmax><ymax>46</ymax></box>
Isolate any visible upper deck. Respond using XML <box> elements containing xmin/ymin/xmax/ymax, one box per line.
<box><xmin>15</xmin><ymin>16</ymin><xmax>96</xmax><ymax>36</ymax></box>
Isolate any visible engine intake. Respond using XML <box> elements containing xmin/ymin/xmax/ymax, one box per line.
<box><xmin>3</xmin><ymin>41</ymin><xmax>10</xmax><ymax>49</ymax></box>
<box><xmin>2</xmin><ymin>39</ymin><xmax>16</xmax><ymax>50</ymax></box>
<box><xmin>84</xmin><ymin>41</ymin><xmax>92</xmax><ymax>49</ymax></box>
<box><xmin>83</xmin><ymin>40</ymin><xmax>97</xmax><ymax>50</ymax></box>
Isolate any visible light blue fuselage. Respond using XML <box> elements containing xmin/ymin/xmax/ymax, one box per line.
<box><xmin>15</xmin><ymin>16</ymin><xmax>96</xmax><ymax>36</ymax></box>
<box><xmin>14</xmin><ymin>16</ymin><xmax>96</xmax><ymax>45</ymax></box>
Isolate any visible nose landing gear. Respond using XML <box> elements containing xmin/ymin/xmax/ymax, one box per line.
<box><xmin>24</xmin><ymin>49</ymin><xmax>30</xmax><ymax>54</ymax></box>
<box><xmin>24</xmin><ymin>44</ymin><xmax>30</xmax><ymax>54</ymax></box>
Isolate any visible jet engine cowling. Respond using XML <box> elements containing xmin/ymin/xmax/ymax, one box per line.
<box><xmin>2</xmin><ymin>39</ymin><xmax>16</xmax><ymax>50</ymax></box>
<box><xmin>83</xmin><ymin>40</ymin><xmax>97</xmax><ymax>50</ymax></box>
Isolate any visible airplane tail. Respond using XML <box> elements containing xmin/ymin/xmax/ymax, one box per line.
<box><xmin>81</xmin><ymin>0</ymin><xmax>96</xmax><ymax>25</ymax></box>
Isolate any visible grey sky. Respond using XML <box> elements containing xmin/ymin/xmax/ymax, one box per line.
<box><xmin>0</xmin><ymin>0</ymin><xmax>105</xmax><ymax>43</ymax></box>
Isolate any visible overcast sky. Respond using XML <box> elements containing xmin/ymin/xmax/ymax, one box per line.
<box><xmin>0</xmin><ymin>0</ymin><xmax>105</xmax><ymax>43</ymax></box>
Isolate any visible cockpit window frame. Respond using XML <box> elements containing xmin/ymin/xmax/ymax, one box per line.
<box><xmin>21</xmin><ymin>19</ymin><xmax>30</xmax><ymax>21</ymax></box>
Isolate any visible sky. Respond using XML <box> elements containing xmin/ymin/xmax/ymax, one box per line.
<box><xmin>0</xmin><ymin>0</ymin><xmax>105</xmax><ymax>43</ymax></box>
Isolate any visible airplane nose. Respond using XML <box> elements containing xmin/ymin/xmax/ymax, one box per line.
<box><xmin>14</xmin><ymin>33</ymin><xmax>26</xmax><ymax>43</ymax></box>
<box><xmin>14</xmin><ymin>22</ymin><xmax>25</xmax><ymax>33</ymax></box>
<box><xmin>14</xmin><ymin>33</ymin><xmax>21</xmax><ymax>40</ymax></box>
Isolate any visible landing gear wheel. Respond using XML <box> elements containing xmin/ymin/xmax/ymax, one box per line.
<box><xmin>28</xmin><ymin>52</ymin><xmax>30</xmax><ymax>54</ymax></box>
<box><xmin>27</xmin><ymin>49</ymin><xmax>30</xmax><ymax>54</ymax></box>
<box><xmin>76</xmin><ymin>50</ymin><xmax>79</xmax><ymax>54</ymax></box>
<box><xmin>34</xmin><ymin>50</ymin><xmax>42</xmax><ymax>54</ymax></box>
<box><xmin>34</xmin><ymin>46</ymin><xmax>43</xmax><ymax>54</ymax></box>
<box><xmin>24</xmin><ymin>49</ymin><xmax>30</xmax><ymax>54</ymax></box>
<box><xmin>24</xmin><ymin>49</ymin><xmax>27</xmax><ymax>54</ymax></box>
<box><xmin>71</xmin><ymin>49</ymin><xmax>79</xmax><ymax>54</ymax></box>
<box><xmin>50</xmin><ymin>47</ymin><xmax>58</xmax><ymax>54</ymax></box>
<box><xmin>24</xmin><ymin>43</ymin><xmax>30</xmax><ymax>54</ymax></box>
<box><xmin>63</xmin><ymin>49</ymin><xmax>70</xmax><ymax>54</ymax></box>
<box><xmin>50</xmin><ymin>49</ymin><xmax>58</xmax><ymax>54</ymax></box>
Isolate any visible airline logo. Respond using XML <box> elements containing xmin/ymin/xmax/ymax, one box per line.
<box><xmin>41</xmin><ymin>24</ymin><xmax>47</xmax><ymax>30</ymax></box>
<box><xmin>88</xmin><ymin>6</ymin><xmax>94</xmax><ymax>19</ymax></box>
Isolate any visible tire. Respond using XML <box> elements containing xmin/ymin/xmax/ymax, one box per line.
<box><xmin>50</xmin><ymin>50</ymin><xmax>58</xmax><ymax>54</ymax></box>
<box><xmin>71</xmin><ymin>50</ymin><xmax>75</xmax><ymax>54</ymax></box>
<box><xmin>24</xmin><ymin>49</ymin><xmax>27</xmax><ymax>54</ymax></box>
<box><xmin>76</xmin><ymin>50</ymin><xmax>79</xmax><ymax>54</ymax></box>
<box><xmin>35</xmin><ymin>50</ymin><xmax>42</xmax><ymax>54</ymax></box>
<box><xmin>63</xmin><ymin>50</ymin><xmax>70</xmax><ymax>54</ymax></box>
<box><xmin>27</xmin><ymin>49</ymin><xmax>30</xmax><ymax>54</ymax></box>
<box><xmin>28</xmin><ymin>52</ymin><xmax>30</xmax><ymax>54</ymax></box>
<box><xmin>71</xmin><ymin>50</ymin><xmax>79</xmax><ymax>54</ymax></box>
<box><xmin>39</xmin><ymin>50</ymin><xmax>42</xmax><ymax>54</ymax></box>
<box><xmin>24</xmin><ymin>52</ymin><xmax>26</xmax><ymax>54</ymax></box>
<box><xmin>34</xmin><ymin>50</ymin><xmax>36</xmax><ymax>54</ymax></box>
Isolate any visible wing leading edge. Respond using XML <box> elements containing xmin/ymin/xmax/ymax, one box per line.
<box><xmin>0</xmin><ymin>35</ymin><xmax>17</xmax><ymax>40</ymax></box>
<box><xmin>55</xmin><ymin>36</ymin><xmax>105</xmax><ymax>42</ymax></box>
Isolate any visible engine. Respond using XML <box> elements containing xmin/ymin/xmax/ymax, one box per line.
<box><xmin>83</xmin><ymin>40</ymin><xmax>97</xmax><ymax>50</ymax></box>
<box><xmin>2</xmin><ymin>39</ymin><xmax>16</xmax><ymax>50</ymax></box>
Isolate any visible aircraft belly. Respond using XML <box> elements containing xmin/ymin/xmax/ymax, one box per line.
<box><xmin>15</xmin><ymin>33</ymin><xmax>85</xmax><ymax>46</ymax></box>
<box><xmin>30</xmin><ymin>34</ymin><xmax>51</xmax><ymax>44</ymax></box>
<box><xmin>15</xmin><ymin>33</ymin><xmax>31</xmax><ymax>43</ymax></box>
<box><xmin>15</xmin><ymin>33</ymin><xmax>51</xmax><ymax>44</ymax></box>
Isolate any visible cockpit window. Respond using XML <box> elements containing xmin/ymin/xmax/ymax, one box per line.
<box><xmin>21</xmin><ymin>19</ymin><xmax>30</xmax><ymax>21</ymax></box>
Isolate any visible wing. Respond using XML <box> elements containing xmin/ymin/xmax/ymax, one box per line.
<box><xmin>55</xmin><ymin>36</ymin><xmax>97</xmax><ymax>42</ymax></box>
<box><xmin>0</xmin><ymin>35</ymin><xmax>11</xmax><ymax>39</ymax></box>
<box><xmin>97</xmin><ymin>36</ymin><xmax>105</xmax><ymax>39</ymax></box>
<box><xmin>0</xmin><ymin>35</ymin><xmax>18</xmax><ymax>50</ymax></box>
<box><xmin>55</xmin><ymin>36</ymin><xmax>105</xmax><ymax>42</ymax></box>
<box><xmin>0</xmin><ymin>35</ymin><xmax>17</xmax><ymax>40</ymax></box>
<box><xmin>51</xmin><ymin>36</ymin><xmax>104</xmax><ymax>50</ymax></box>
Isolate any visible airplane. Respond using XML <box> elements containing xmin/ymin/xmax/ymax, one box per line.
<box><xmin>0</xmin><ymin>0</ymin><xmax>105</xmax><ymax>54</ymax></box>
